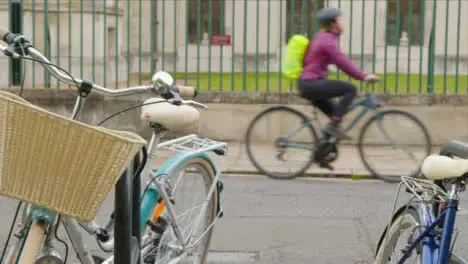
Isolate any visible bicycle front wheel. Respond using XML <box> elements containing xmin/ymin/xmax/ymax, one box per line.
<box><xmin>145</xmin><ymin>157</ymin><xmax>218</xmax><ymax>264</ymax></box>
<box><xmin>358</xmin><ymin>110</ymin><xmax>432</xmax><ymax>183</ymax></box>
<box><xmin>245</xmin><ymin>106</ymin><xmax>318</xmax><ymax>180</ymax></box>
<box><xmin>3</xmin><ymin>219</ymin><xmax>47</xmax><ymax>264</ymax></box>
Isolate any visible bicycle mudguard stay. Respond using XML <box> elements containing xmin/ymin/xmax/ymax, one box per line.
<box><xmin>140</xmin><ymin>150</ymin><xmax>224</xmax><ymax>231</ymax></box>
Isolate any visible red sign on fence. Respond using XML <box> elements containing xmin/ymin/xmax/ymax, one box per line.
<box><xmin>210</xmin><ymin>34</ymin><xmax>231</xmax><ymax>46</ymax></box>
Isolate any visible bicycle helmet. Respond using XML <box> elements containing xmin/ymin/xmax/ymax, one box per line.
<box><xmin>317</xmin><ymin>8</ymin><xmax>341</xmax><ymax>27</ymax></box>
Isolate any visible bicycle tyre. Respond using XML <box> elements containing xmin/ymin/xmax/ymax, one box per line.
<box><xmin>374</xmin><ymin>206</ymin><xmax>422</xmax><ymax>264</ymax></box>
<box><xmin>245</xmin><ymin>106</ymin><xmax>318</xmax><ymax>180</ymax></box>
<box><xmin>148</xmin><ymin>157</ymin><xmax>218</xmax><ymax>264</ymax></box>
<box><xmin>375</xmin><ymin>205</ymin><xmax>463</xmax><ymax>264</ymax></box>
<box><xmin>357</xmin><ymin>110</ymin><xmax>432</xmax><ymax>183</ymax></box>
<box><xmin>9</xmin><ymin>220</ymin><xmax>47</xmax><ymax>264</ymax></box>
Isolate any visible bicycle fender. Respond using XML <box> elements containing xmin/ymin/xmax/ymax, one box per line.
<box><xmin>154</xmin><ymin>151</ymin><xmax>224</xmax><ymax>217</ymax></box>
<box><xmin>374</xmin><ymin>203</ymin><xmax>417</xmax><ymax>256</ymax></box>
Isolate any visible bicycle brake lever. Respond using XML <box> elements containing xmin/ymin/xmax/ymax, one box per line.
<box><xmin>182</xmin><ymin>100</ymin><xmax>208</xmax><ymax>109</ymax></box>
<box><xmin>162</xmin><ymin>90</ymin><xmax>182</xmax><ymax>105</ymax></box>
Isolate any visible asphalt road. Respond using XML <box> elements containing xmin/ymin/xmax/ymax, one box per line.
<box><xmin>2</xmin><ymin>176</ymin><xmax>468</xmax><ymax>264</ymax></box>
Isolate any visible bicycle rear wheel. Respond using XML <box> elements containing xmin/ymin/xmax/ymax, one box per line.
<box><xmin>358</xmin><ymin>110</ymin><xmax>432</xmax><ymax>183</ymax></box>
<box><xmin>144</xmin><ymin>157</ymin><xmax>218</xmax><ymax>264</ymax></box>
<box><xmin>245</xmin><ymin>106</ymin><xmax>318</xmax><ymax>179</ymax></box>
<box><xmin>374</xmin><ymin>207</ymin><xmax>422</xmax><ymax>264</ymax></box>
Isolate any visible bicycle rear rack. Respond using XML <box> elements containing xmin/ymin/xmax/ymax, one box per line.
<box><xmin>157</xmin><ymin>134</ymin><xmax>229</xmax><ymax>156</ymax></box>
<box><xmin>401</xmin><ymin>176</ymin><xmax>447</xmax><ymax>204</ymax></box>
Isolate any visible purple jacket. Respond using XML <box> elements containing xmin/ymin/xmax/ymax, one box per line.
<box><xmin>300</xmin><ymin>31</ymin><xmax>366</xmax><ymax>81</ymax></box>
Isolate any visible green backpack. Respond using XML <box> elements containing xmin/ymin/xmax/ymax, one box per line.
<box><xmin>282</xmin><ymin>35</ymin><xmax>310</xmax><ymax>80</ymax></box>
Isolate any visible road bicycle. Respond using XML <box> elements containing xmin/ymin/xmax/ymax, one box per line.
<box><xmin>245</xmin><ymin>84</ymin><xmax>432</xmax><ymax>182</ymax></box>
<box><xmin>0</xmin><ymin>29</ymin><xmax>227</xmax><ymax>264</ymax></box>
<box><xmin>373</xmin><ymin>139</ymin><xmax>468</xmax><ymax>264</ymax></box>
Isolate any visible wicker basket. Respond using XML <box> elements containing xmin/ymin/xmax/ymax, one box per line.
<box><xmin>0</xmin><ymin>91</ymin><xmax>147</xmax><ymax>222</ymax></box>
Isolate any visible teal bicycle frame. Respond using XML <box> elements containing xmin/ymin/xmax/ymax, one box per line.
<box><xmin>10</xmin><ymin>129</ymin><xmax>227</xmax><ymax>264</ymax></box>
<box><xmin>1</xmin><ymin>37</ymin><xmax>227</xmax><ymax>264</ymax></box>
<box><xmin>282</xmin><ymin>92</ymin><xmax>383</xmax><ymax>151</ymax></box>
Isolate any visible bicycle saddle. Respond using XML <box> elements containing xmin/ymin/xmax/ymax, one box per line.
<box><xmin>439</xmin><ymin>140</ymin><xmax>468</xmax><ymax>159</ymax></box>
<box><xmin>141</xmin><ymin>97</ymin><xmax>200</xmax><ymax>131</ymax></box>
<box><xmin>422</xmin><ymin>154</ymin><xmax>468</xmax><ymax>180</ymax></box>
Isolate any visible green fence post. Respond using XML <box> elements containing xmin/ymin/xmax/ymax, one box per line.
<box><xmin>360</xmin><ymin>1</ymin><xmax>365</xmax><ymax>90</ymax></box>
<box><xmin>80</xmin><ymin>0</ymin><xmax>84</xmax><ymax>82</ymax></box>
<box><xmin>127</xmin><ymin>0</ymin><xmax>131</xmax><ymax>87</ymax></box>
<box><xmin>161</xmin><ymin>0</ymin><xmax>166</xmax><ymax>71</ymax></box>
<box><xmin>394</xmin><ymin>0</ymin><xmax>401</xmax><ymax>94</ymax></box>
<box><xmin>242</xmin><ymin>0</ymin><xmax>247</xmax><ymax>93</ymax></box>
<box><xmin>427</xmin><ymin>27</ymin><xmax>435</xmax><ymax>94</ymax></box>
<box><xmin>8</xmin><ymin>0</ymin><xmax>23</xmax><ymax>87</ymax></box>
<box><xmin>173</xmin><ymin>0</ymin><xmax>178</xmax><ymax>83</ymax></box>
<box><xmin>218</xmin><ymin>0</ymin><xmax>224</xmax><ymax>91</ymax></box>
<box><xmin>115</xmin><ymin>0</ymin><xmax>119</xmax><ymax>88</ymax></box>
<box><xmin>230</xmin><ymin>0</ymin><xmax>235</xmax><ymax>92</ymax></box>
<box><xmin>44</xmin><ymin>0</ymin><xmax>51</xmax><ymax>88</ymax></box>
<box><xmin>406</xmin><ymin>0</ymin><xmax>413</xmax><ymax>93</ymax></box>
<box><xmin>426</xmin><ymin>0</ymin><xmax>437</xmax><ymax>93</ymax></box>
<box><xmin>336</xmin><ymin>0</ymin><xmax>341</xmax><ymax>80</ymax></box>
<box><xmin>287</xmin><ymin>0</ymin><xmax>294</xmax><ymax>92</ymax></box>
<box><xmin>443</xmin><ymin>0</ymin><xmax>450</xmax><ymax>93</ymax></box>
<box><xmin>92</xmin><ymin>0</ymin><xmax>96</xmax><ymax>83</ymax></box>
<box><xmin>455</xmin><ymin>0</ymin><xmax>461</xmax><ymax>93</ymax></box>
<box><xmin>208</xmin><ymin>0</ymin><xmax>213</xmax><ymax>91</ymax></box>
<box><xmin>32</xmin><ymin>0</ymin><xmax>36</xmax><ymax>88</ymax></box>
<box><xmin>266</xmin><ymin>0</ymin><xmax>271</xmax><ymax>93</ymax></box>
<box><xmin>184</xmin><ymin>0</ymin><xmax>189</xmax><ymax>85</ymax></box>
<box><xmin>255</xmin><ymin>0</ymin><xmax>260</xmax><ymax>93</ymax></box>
<box><xmin>347</xmin><ymin>0</ymin><xmax>353</xmax><ymax>83</ymax></box>
<box><xmin>151</xmin><ymin>0</ymin><xmax>157</xmax><ymax>75</ymax></box>
<box><xmin>418</xmin><ymin>0</ymin><xmax>426</xmax><ymax>93</ymax></box>
<box><xmin>196</xmin><ymin>0</ymin><xmax>201</xmax><ymax>91</ymax></box>
<box><xmin>383</xmin><ymin>1</ymin><xmax>389</xmax><ymax>93</ymax></box>
<box><xmin>103</xmin><ymin>0</ymin><xmax>107</xmax><ymax>87</ymax></box>
<box><xmin>56</xmin><ymin>0</ymin><xmax>61</xmax><ymax>88</ymax></box>
<box><xmin>371</xmin><ymin>0</ymin><xmax>377</xmax><ymax>92</ymax></box>
<box><xmin>138</xmin><ymin>0</ymin><xmax>142</xmax><ymax>85</ymax></box>
<box><xmin>278</xmin><ymin>0</ymin><xmax>283</xmax><ymax>93</ymax></box>
<box><xmin>68</xmin><ymin>0</ymin><xmax>72</xmax><ymax>88</ymax></box>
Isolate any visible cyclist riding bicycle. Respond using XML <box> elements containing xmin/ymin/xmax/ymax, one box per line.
<box><xmin>298</xmin><ymin>8</ymin><xmax>379</xmax><ymax>139</ymax></box>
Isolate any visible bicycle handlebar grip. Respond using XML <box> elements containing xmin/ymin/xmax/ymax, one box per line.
<box><xmin>0</xmin><ymin>28</ymin><xmax>11</xmax><ymax>43</ymax></box>
<box><xmin>174</xmin><ymin>85</ymin><xmax>198</xmax><ymax>99</ymax></box>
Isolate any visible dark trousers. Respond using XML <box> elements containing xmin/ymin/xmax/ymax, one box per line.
<box><xmin>297</xmin><ymin>79</ymin><xmax>357</xmax><ymax>121</ymax></box>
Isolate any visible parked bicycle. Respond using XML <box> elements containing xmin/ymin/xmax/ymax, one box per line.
<box><xmin>0</xmin><ymin>29</ymin><xmax>227</xmax><ymax>264</ymax></box>
<box><xmin>245</xmin><ymin>83</ymin><xmax>432</xmax><ymax>182</ymax></box>
<box><xmin>373</xmin><ymin>139</ymin><xmax>468</xmax><ymax>264</ymax></box>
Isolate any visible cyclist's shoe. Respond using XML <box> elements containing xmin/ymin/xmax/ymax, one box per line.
<box><xmin>326</xmin><ymin>123</ymin><xmax>352</xmax><ymax>140</ymax></box>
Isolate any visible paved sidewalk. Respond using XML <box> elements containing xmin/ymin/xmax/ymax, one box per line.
<box><xmin>151</xmin><ymin>140</ymin><xmax>439</xmax><ymax>178</ymax></box>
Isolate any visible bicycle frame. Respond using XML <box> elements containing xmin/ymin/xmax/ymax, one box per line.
<box><xmin>282</xmin><ymin>93</ymin><xmax>382</xmax><ymax>150</ymax></box>
<box><xmin>17</xmin><ymin>128</ymin><xmax>226</xmax><ymax>264</ymax></box>
<box><xmin>397</xmin><ymin>185</ymin><xmax>459</xmax><ymax>264</ymax></box>
<box><xmin>2</xmin><ymin>36</ymin><xmax>225</xmax><ymax>264</ymax></box>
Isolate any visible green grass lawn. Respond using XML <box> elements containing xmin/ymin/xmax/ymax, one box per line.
<box><xmin>143</xmin><ymin>72</ymin><xmax>468</xmax><ymax>94</ymax></box>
